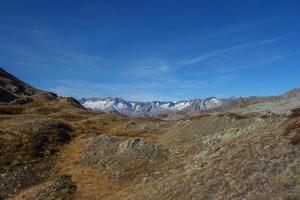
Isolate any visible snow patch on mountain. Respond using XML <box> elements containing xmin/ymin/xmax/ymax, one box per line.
<box><xmin>79</xmin><ymin>97</ymin><xmax>223</xmax><ymax>116</ymax></box>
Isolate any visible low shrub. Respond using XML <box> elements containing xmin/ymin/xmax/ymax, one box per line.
<box><xmin>218</xmin><ymin>112</ymin><xmax>249</xmax><ymax>120</ymax></box>
<box><xmin>289</xmin><ymin>135</ymin><xmax>300</xmax><ymax>145</ymax></box>
<box><xmin>285</xmin><ymin>121</ymin><xmax>300</xmax><ymax>135</ymax></box>
<box><xmin>290</xmin><ymin>107</ymin><xmax>300</xmax><ymax>118</ymax></box>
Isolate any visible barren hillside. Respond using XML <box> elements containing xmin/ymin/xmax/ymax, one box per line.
<box><xmin>0</xmin><ymin>68</ymin><xmax>299</xmax><ymax>200</ymax></box>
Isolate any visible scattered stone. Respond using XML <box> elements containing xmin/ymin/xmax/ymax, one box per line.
<box><xmin>26</xmin><ymin>175</ymin><xmax>77</xmax><ymax>200</ymax></box>
<box><xmin>81</xmin><ymin>134</ymin><xmax>169</xmax><ymax>179</ymax></box>
<box><xmin>289</xmin><ymin>134</ymin><xmax>300</xmax><ymax>145</ymax></box>
<box><xmin>118</xmin><ymin>138</ymin><xmax>157</xmax><ymax>154</ymax></box>
<box><xmin>10</xmin><ymin>97</ymin><xmax>33</xmax><ymax>105</ymax></box>
<box><xmin>0</xmin><ymin>161</ymin><xmax>54</xmax><ymax>198</ymax></box>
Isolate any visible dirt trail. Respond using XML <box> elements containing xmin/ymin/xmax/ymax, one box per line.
<box><xmin>8</xmin><ymin>114</ymin><xmax>300</xmax><ymax>200</ymax></box>
<box><xmin>10</xmin><ymin>136</ymin><xmax>127</xmax><ymax>200</ymax></box>
<box><xmin>54</xmin><ymin>136</ymin><xmax>126</xmax><ymax>200</ymax></box>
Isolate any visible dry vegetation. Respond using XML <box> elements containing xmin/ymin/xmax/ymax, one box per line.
<box><xmin>3</xmin><ymin>98</ymin><xmax>299</xmax><ymax>200</ymax></box>
<box><xmin>0</xmin><ymin>68</ymin><xmax>299</xmax><ymax>200</ymax></box>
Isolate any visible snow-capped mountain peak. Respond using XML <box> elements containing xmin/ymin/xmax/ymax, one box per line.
<box><xmin>79</xmin><ymin>97</ymin><xmax>223</xmax><ymax>116</ymax></box>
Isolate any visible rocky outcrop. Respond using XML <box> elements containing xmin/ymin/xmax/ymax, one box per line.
<box><xmin>0</xmin><ymin>88</ymin><xmax>18</xmax><ymax>103</ymax></box>
<box><xmin>0</xmin><ymin>67</ymin><xmax>38</xmax><ymax>103</ymax></box>
<box><xmin>0</xmin><ymin>161</ymin><xmax>55</xmax><ymax>199</ymax></box>
<box><xmin>25</xmin><ymin>175</ymin><xmax>77</xmax><ymax>200</ymax></box>
<box><xmin>81</xmin><ymin>134</ymin><xmax>169</xmax><ymax>179</ymax></box>
<box><xmin>283</xmin><ymin>88</ymin><xmax>300</xmax><ymax>99</ymax></box>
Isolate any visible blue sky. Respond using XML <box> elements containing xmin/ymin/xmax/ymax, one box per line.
<box><xmin>1</xmin><ymin>0</ymin><xmax>300</xmax><ymax>101</ymax></box>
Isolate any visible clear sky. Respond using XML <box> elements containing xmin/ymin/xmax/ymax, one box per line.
<box><xmin>1</xmin><ymin>0</ymin><xmax>299</xmax><ymax>101</ymax></box>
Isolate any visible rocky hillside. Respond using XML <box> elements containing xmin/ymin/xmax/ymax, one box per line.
<box><xmin>0</xmin><ymin>67</ymin><xmax>299</xmax><ymax>200</ymax></box>
<box><xmin>0</xmin><ymin>67</ymin><xmax>84</xmax><ymax>108</ymax></box>
<box><xmin>0</xmin><ymin>67</ymin><xmax>38</xmax><ymax>103</ymax></box>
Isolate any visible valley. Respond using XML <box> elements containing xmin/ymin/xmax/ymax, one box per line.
<box><xmin>0</xmin><ymin>67</ymin><xmax>299</xmax><ymax>200</ymax></box>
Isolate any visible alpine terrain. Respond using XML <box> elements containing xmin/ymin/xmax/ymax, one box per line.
<box><xmin>0</xmin><ymin>67</ymin><xmax>299</xmax><ymax>200</ymax></box>
<box><xmin>79</xmin><ymin>97</ymin><xmax>222</xmax><ymax>116</ymax></box>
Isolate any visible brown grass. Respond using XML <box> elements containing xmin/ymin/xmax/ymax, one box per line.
<box><xmin>0</xmin><ymin>105</ymin><xmax>25</xmax><ymax>114</ymax></box>
<box><xmin>218</xmin><ymin>112</ymin><xmax>250</xmax><ymax>120</ymax></box>
<box><xmin>189</xmin><ymin>113</ymin><xmax>210</xmax><ymax>120</ymax></box>
<box><xmin>284</xmin><ymin>120</ymin><xmax>300</xmax><ymax>135</ymax></box>
<box><xmin>289</xmin><ymin>134</ymin><xmax>300</xmax><ymax>145</ymax></box>
<box><xmin>49</xmin><ymin>136</ymin><xmax>126</xmax><ymax>200</ymax></box>
<box><xmin>290</xmin><ymin>107</ymin><xmax>300</xmax><ymax>118</ymax></box>
<box><xmin>2</xmin><ymin>93</ymin><xmax>300</xmax><ymax>200</ymax></box>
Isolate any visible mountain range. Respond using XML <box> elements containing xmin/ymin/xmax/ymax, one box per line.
<box><xmin>79</xmin><ymin>97</ymin><xmax>222</xmax><ymax>116</ymax></box>
<box><xmin>79</xmin><ymin>88</ymin><xmax>300</xmax><ymax>116</ymax></box>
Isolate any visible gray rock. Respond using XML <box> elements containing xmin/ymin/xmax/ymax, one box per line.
<box><xmin>118</xmin><ymin>138</ymin><xmax>157</xmax><ymax>154</ymax></box>
<box><xmin>26</xmin><ymin>175</ymin><xmax>77</xmax><ymax>200</ymax></box>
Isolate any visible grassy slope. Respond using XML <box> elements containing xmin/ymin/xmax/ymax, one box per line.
<box><xmin>5</xmin><ymin>103</ymin><xmax>300</xmax><ymax>200</ymax></box>
<box><xmin>0</xmin><ymin>68</ymin><xmax>299</xmax><ymax>199</ymax></box>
